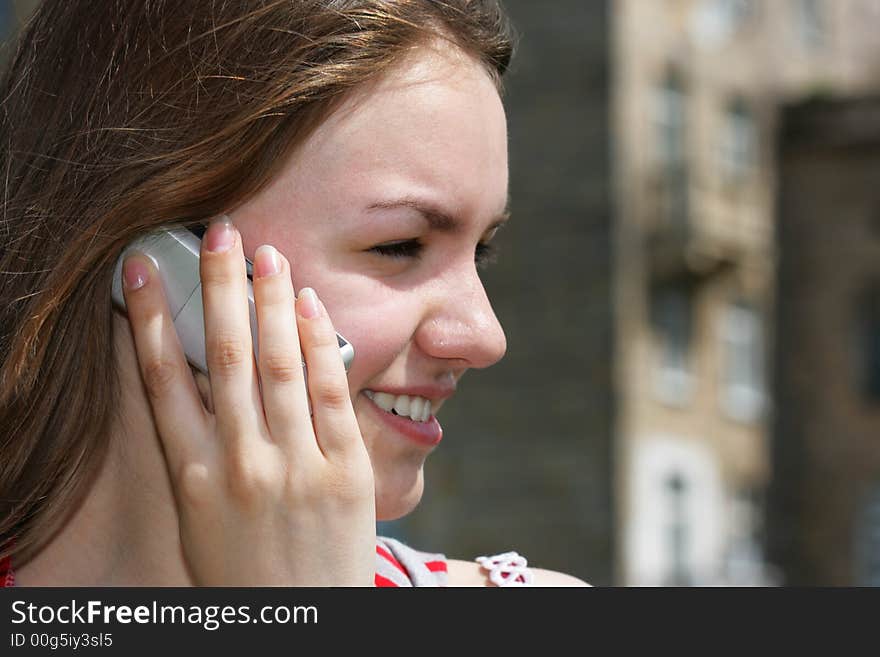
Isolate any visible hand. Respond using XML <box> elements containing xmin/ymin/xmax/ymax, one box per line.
<box><xmin>120</xmin><ymin>218</ymin><xmax>376</xmax><ymax>586</ymax></box>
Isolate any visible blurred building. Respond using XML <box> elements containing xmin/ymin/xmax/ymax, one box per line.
<box><xmin>612</xmin><ymin>0</ymin><xmax>880</xmax><ymax>585</ymax></box>
<box><xmin>772</xmin><ymin>96</ymin><xmax>880</xmax><ymax>585</ymax></box>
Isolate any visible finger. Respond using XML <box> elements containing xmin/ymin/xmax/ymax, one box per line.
<box><xmin>121</xmin><ymin>252</ymin><xmax>207</xmax><ymax>468</ymax></box>
<box><xmin>295</xmin><ymin>287</ymin><xmax>361</xmax><ymax>459</ymax></box>
<box><xmin>251</xmin><ymin>244</ymin><xmax>313</xmax><ymax>451</ymax></box>
<box><xmin>199</xmin><ymin>218</ymin><xmax>264</xmax><ymax>448</ymax></box>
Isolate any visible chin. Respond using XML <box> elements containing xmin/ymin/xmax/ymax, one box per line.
<box><xmin>374</xmin><ymin>465</ymin><xmax>425</xmax><ymax>521</ymax></box>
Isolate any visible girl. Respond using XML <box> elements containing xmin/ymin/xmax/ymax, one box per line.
<box><xmin>0</xmin><ymin>0</ymin><xmax>586</xmax><ymax>587</ymax></box>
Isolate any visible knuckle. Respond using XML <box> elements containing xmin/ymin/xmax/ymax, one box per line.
<box><xmin>141</xmin><ymin>357</ymin><xmax>180</xmax><ymax>398</ymax></box>
<box><xmin>311</xmin><ymin>377</ymin><xmax>351</xmax><ymax>410</ymax></box>
<box><xmin>227</xmin><ymin>463</ymin><xmax>273</xmax><ymax>506</ymax></box>
<box><xmin>207</xmin><ymin>330</ymin><xmax>248</xmax><ymax>374</ymax></box>
<box><xmin>177</xmin><ymin>462</ymin><xmax>213</xmax><ymax>508</ymax></box>
<box><xmin>303</xmin><ymin>323</ymin><xmax>338</xmax><ymax>350</ymax></box>
<box><xmin>260</xmin><ymin>350</ymin><xmax>302</xmax><ymax>383</ymax></box>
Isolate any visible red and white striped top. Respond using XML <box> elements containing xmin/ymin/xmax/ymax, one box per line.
<box><xmin>374</xmin><ymin>536</ymin><xmax>448</xmax><ymax>587</ymax></box>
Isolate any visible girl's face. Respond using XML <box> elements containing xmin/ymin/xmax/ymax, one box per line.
<box><xmin>224</xmin><ymin>45</ymin><xmax>509</xmax><ymax>520</ymax></box>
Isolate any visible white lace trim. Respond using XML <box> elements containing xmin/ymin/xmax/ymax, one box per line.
<box><xmin>475</xmin><ymin>551</ymin><xmax>534</xmax><ymax>587</ymax></box>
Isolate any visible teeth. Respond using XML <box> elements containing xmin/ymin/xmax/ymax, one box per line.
<box><xmin>370</xmin><ymin>391</ymin><xmax>396</xmax><ymax>412</ymax></box>
<box><xmin>394</xmin><ymin>395</ymin><xmax>411</xmax><ymax>417</ymax></box>
<box><xmin>409</xmin><ymin>396</ymin><xmax>425</xmax><ymax>422</ymax></box>
<box><xmin>364</xmin><ymin>390</ymin><xmax>433</xmax><ymax>423</ymax></box>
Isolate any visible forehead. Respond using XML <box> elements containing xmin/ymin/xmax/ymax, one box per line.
<box><xmin>284</xmin><ymin>44</ymin><xmax>509</xmax><ymax>215</ymax></box>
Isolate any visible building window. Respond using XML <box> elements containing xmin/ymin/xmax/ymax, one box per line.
<box><xmin>719</xmin><ymin>99</ymin><xmax>756</xmax><ymax>183</ymax></box>
<box><xmin>855</xmin><ymin>284</ymin><xmax>880</xmax><ymax>403</ymax></box>
<box><xmin>653</xmin><ymin>69</ymin><xmax>686</xmax><ymax>172</ymax></box>
<box><xmin>665</xmin><ymin>472</ymin><xmax>693</xmax><ymax>586</ymax></box>
<box><xmin>722</xmin><ymin>488</ymin><xmax>777</xmax><ymax>585</ymax></box>
<box><xmin>720</xmin><ymin>302</ymin><xmax>765</xmax><ymax>422</ymax></box>
<box><xmin>626</xmin><ymin>438</ymin><xmax>726</xmax><ymax>586</ymax></box>
<box><xmin>690</xmin><ymin>0</ymin><xmax>759</xmax><ymax>49</ymax></box>
<box><xmin>652</xmin><ymin>284</ymin><xmax>694</xmax><ymax>405</ymax></box>
<box><xmin>652</xmin><ymin>69</ymin><xmax>689</xmax><ymax>229</ymax></box>
<box><xmin>793</xmin><ymin>0</ymin><xmax>825</xmax><ymax>50</ymax></box>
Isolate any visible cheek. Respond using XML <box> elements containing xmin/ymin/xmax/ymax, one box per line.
<box><xmin>333</xmin><ymin>301</ymin><xmax>413</xmax><ymax>391</ymax></box>
<box><xmin>245</xmin><ymin>230</ymin><xmax>422</xmax><ymax>388</ymax></box>
<box><xmin>311</xmin><ymin>281</ymin><xmax>423</xmax><ymax>393</ymax></box>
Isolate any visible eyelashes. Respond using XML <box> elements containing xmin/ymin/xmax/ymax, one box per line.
<box><xmin>368</xmin><ymin>240</ymin><xmax>421</xmax><ymax>259</ymax></box>
<box><xmin>475</xmin><ymin>242</ymin><xmax>498</xmax><ymax>268</ymax></box>
<box><xmin>369</xmin><ymin>239</ymin><xmax>498</xmax><ymax>269</ymax></box>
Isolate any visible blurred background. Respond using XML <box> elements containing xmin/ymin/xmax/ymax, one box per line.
<box><xmin>3</xmin><ymin>0</ymin><xmax>879</xmax><ymax>586</ymax></box>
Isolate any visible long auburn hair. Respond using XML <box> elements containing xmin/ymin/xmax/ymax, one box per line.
<box><xmin>0</xmin><ymin>0</ymin><xmax>512</xmax><ymax>567</ymax></box>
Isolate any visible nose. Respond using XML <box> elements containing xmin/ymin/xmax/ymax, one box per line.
<box><xmin>414</xmin><ymin>265</ymin><xmax>507</xmax><ymax>369</ymax></box>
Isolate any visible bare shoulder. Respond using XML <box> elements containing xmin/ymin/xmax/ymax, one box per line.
<box><xmin>446</xmin><ymin>559</ymin><xmax>591</xmax><ymax>587</ymax></box>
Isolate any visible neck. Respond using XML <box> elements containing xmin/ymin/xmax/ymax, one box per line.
<box><xmin>15</xmin><ymin>313</ymin><xmax>195</xmax><ymax>586</ymax></box>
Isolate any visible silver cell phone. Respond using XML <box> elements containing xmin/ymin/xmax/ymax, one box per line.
<box><xmin>111</xmin><ymin>225</ymin><xmax>355</xmax><ymax>376</ymax></box>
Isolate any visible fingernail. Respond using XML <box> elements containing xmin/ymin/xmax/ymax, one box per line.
<box><xmin>123</xmin><ymin>255</ymin><xmax>149</xmax><ymax>290</ymax></box>
<box><xmin>254</xmin><ymin>244</ymin><xmax>281</xmax><ymax>278</ymax></box>
<box><xmin>297</xmin><ymin>287</ymin><xmax>321</xmax><ymax>319</ymax></box>
<box><xmin>205</xmin><ymin>217</ymin><xmax>236</xmax><ymax>253</ymax></box>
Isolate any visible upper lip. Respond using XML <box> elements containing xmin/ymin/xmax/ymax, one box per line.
<box><xmin>363</xmin><ymin>385</ymin><xmax>456</xmax><ymax>402</ymax></box>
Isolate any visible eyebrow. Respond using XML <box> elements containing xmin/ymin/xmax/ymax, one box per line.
<box><xmin>365</xmin><ymin>196</ymin><xmax>511</xmax><ymax>233</ymax></box>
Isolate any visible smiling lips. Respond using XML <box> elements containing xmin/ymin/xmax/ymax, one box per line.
<box><xmin>363</xmin><ymin>389</ymin><xmax>444</xmax><ymax>447</ymax></box>
<box><xmin>363</xmin><ymin>390</ymin><xmax>436</xmax><ymax>422</ymax></box>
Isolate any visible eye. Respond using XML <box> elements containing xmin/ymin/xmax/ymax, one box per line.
<box><xmin>368</xmin><ymin>239</ymin><xmax>499</xmax><ymax>268</ymax></box>
<box><xmin>369</xmin><ymin>239</ymin><xmax>424</xmax><ymax>259</ymax></box>
<box><xmin>475</xmin><ymin>242</ymin><xmax>498</xmax><ymax>269</ymax></box>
